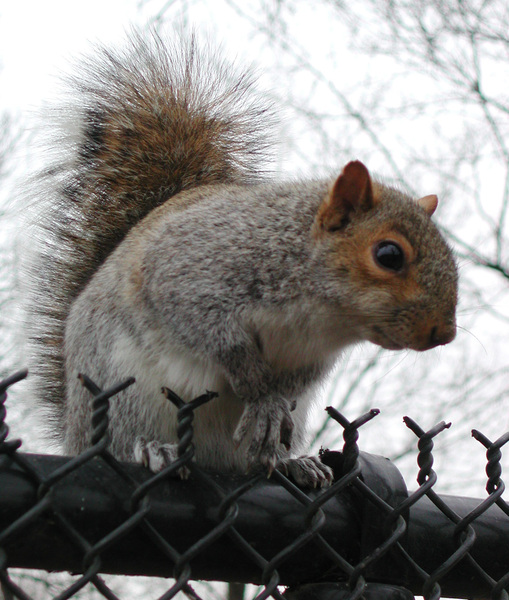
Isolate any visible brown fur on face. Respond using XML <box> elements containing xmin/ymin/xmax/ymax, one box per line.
<box><xmin>314</xmin><ymin>163</ymin><xmax>457</xmax><ymax>351</ymax></box>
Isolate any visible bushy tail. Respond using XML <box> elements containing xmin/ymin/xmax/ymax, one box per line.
<box><xmin>27</xmin><ymin>29</ymin><xmax>275</xmax><ymax>429</ymax></box>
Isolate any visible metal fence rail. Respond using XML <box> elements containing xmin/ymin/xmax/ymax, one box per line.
<box><xmin>1</xmin><ymin>369</ymin><xmax>509</xmax><ymax>600</ymax></box>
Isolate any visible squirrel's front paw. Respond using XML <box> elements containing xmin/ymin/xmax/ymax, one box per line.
<box><xmin>233</xmin><ymin>397</ymin><xmax>295</xmax><ymax>473</ymax></box>
<box><xmin>277</xmin><ymin>456</ymin><xmax>333</xmax><ymax>489</ymax></box>
<box><xmin>134</xmin><ymin>437</ymin><xmax>191</xmax><ymax>479</ymax></box>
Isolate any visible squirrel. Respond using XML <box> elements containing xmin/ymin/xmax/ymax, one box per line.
<box><xmin>26</xmin><ymin>30</ymin><xmax>458</xmax><ymax>488</ymax></box>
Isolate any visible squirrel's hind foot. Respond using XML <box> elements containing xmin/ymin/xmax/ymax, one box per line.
<box><xmin>133</xmin><ymin>438</ymin><xmax>333</xmax><ymax>488</ymax></box>
<box><xmin>277</xmin><ymin>456</ymin><xmax>333</xmax><ymax>489</ymax></box>
<box><xmin>134</xmin><ymin>437</ymin><xmax>191</xmax><ymax>479</ymax></box>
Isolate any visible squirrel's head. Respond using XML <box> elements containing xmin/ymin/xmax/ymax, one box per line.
<box><xmin>313</xmin><ymin>161</ymin><xmax>458</xmax><ymax>352</ymax></box>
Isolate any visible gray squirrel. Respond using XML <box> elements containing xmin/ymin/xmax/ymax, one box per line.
<box><xmin>27</xmin><ymin>30</ymin><xmax>458</xmax><ymax>487</ymax></box>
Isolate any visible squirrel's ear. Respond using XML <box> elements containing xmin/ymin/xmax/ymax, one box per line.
<box><xmin>316</xmin><ymin>161</ymin><xmax>374</xmax><ymax>232</ymax></box>
<box><xmin>417</xmin><ymin>194</ymin><xmax>438</xmax><ymax>216</ymax></box>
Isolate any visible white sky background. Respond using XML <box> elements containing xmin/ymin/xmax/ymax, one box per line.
<box><xmin>0</xmin><ymin>1</ymin><xmax>141</xmax><ymax>110</ymax></box>
<box><xmin>0</xmin><ymin>0</ymin><xmax>508</xmax><ymax>500</ymax></box>
<box><xmin>1</xmin><ymin>2</ymin><xmax>509</xmax><ymax>598</ymax></box>
<box><xmin>0</xmin><ymin>0</ymin><xmax>297</xmax><ymax>110</ymax></box>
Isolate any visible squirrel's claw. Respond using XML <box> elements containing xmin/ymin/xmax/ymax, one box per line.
<box><xmin>134</xmin><ymin>437</ymin><xmax>191</xmax><ymax>479</ymax></box>
<box><xmin>234</xmin><ymin>397</ymin><xmax>295</xmax><ymax>474</ymax></box>
<box><xmin>277</xmin><ymin>456</ymin><xmax>334</xmax><ymax>489</ymax></box>
<box><xmin>280</xmin><ymin>412</ymin><xmax>294</xmax><ymax>450</ymax></box>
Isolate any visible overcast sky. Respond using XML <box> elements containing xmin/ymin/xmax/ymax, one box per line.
<box><xmin>2</xmin><ymin>0</ymin><xmax>508</xmax><ymax>500</ymax></box>
<box><xmin>0</xmin><ymin>1</ymin><xmax>145</xmax><ymax>111</ymax></box>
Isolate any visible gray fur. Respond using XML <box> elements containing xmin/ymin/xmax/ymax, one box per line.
<box><xmin>27</xmin><ymin>30</ymin><xmax>458</xmax><ymax>487</ymax></box>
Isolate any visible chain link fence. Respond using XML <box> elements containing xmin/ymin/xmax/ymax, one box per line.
<box><xmin>1</xmin><ymin>369</ymin><xmax>509</xmax><ymax>600</ymax></box>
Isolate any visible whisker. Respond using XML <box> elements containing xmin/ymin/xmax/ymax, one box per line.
<box><xmin>456</xmin><ymin>324</ymin><xmax>487</xmax><ymax>354</ymax></box>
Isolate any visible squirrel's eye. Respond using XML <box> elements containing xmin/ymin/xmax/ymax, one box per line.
<box><xmin>374</xmin><ymin>241</ymin><xmax>405</xmax><ymax>272</ymax></box>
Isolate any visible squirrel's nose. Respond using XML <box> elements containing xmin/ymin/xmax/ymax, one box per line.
<box><xmin>423</xmin><ymin>322</ymin><xmax>456</xmax><ymax>350</ymax></box>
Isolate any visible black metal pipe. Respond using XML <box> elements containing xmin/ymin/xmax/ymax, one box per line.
<box><xmin>1</xmin><ymin>452</ymin><xmax>508</xmax><ymax>598</ymax></box>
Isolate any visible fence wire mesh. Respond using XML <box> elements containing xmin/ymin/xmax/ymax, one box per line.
<box><xmin>1</xmin><ymin>369</ymin><xmax>509</xmax><ymax>600</ymax></box>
